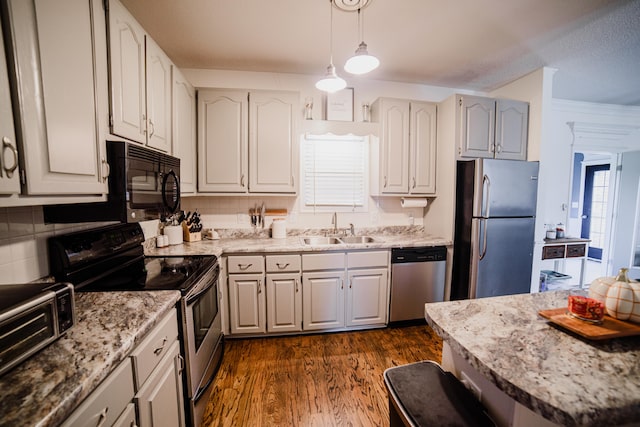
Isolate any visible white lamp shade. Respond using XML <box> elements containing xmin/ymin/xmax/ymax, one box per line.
<box><xmin>315</xmin><ymin>64</ymin><xmax>347</xmax><ymax>92</ymax></box>
<box><xmin>344</xmin><ymin>42</ymin><xmax>379</xmax><ymax>75</ymax></box>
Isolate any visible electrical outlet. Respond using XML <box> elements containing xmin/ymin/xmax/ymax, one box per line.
<box><xmin>460</xmin><ymin>371</ymin><xmax>482</xmax><ymax>401</ymax></box>
<box><xmin>408</xmin><ymin>212</ymin><xmax>414</xmax><ymax>226</ymax></box>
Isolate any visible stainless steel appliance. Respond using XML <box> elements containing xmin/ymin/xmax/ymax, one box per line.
<box><xmin>451</xmin><ymin>158</ymin><xmax>539</xmax><ymax>299</ymax></box>
<box><xmin>390</xmin><ymin>246</ymin><xmax>447</xmax><ymax>323</ymax></box>
<box><xmin>43</xmin><ymin>141</ymin><xmax>180</xmax><ymax>223</ymax></box>
<box><xmin>48</xmin><ymin>223</ymin><xmax>222</xmax><ymax>427</ymax></box>
<box><xmin>0</xmin><ymin>282</ymin><xmax>75</xmax><ymax>377</ymax></box>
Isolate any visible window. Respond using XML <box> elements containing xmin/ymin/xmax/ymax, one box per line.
<box><xmin>300</xmin><ymin>133</ymin><xmax>368</xmax><ymax>211</ymax></box>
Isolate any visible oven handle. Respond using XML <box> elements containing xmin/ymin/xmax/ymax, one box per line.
<box><xmin>186</xmin><ymin>267</ymin><xmax>219</xmax><ymax>305</ymax></box>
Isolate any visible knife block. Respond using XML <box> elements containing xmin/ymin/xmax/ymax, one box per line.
<box><xmin>182</xmin><ymin>222</ymin><xmax>202</xmax><ymax>242</ymax></box>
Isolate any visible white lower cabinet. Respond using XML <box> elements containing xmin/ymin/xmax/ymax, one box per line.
<box><xmin>302</xmin><ymin>269</ymin><xmax>346</xmax><ymax>331</ymax></box>
<box><xmin>228</xmin><ymin>255</ymin><xmax>266</xmax><ymax>334</ymax></box>
<box><xmin>63</xmin><ymin>308</ymin><xmax>184</xmax><ymax>427</ymax></box>
<box><xmin>347</xmin><ymin>268</ymin><xmax>388</xmax><ymax>327</ymax></box>
<box><xmin>266</xmin><ymin>254</ymin><xmax>302</xmax><ymax>333</ymax></box>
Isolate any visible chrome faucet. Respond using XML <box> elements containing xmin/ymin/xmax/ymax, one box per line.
<box><xmin>331</xmin><ymin>212</ymin><xmax>338</xmax><ymax>235</ymax></box>
<box><xmin>349</xmin><ymin>223</ymin><xmax>355</xmax><ymax>236</ymax></box>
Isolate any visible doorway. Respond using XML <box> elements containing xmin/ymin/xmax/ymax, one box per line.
<box><xmin>581</xmin><ymin>164</ymin><xmax>610</xmax><ymax>260</ymax></box>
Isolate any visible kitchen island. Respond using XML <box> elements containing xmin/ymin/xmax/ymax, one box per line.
<box><xmin>425</xmin><ymin>291</ymin><xmax>640</xmax><ymax>427</ymax></box>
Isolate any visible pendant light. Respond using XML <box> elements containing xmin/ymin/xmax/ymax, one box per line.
<box><xmin>344</xmin><ymin>2</ymin><xmax>379</xmax><ymax>75</ymax></box>
<box><xmin>316</xmin><ymin>0</ymin><xmax>346</xmax><ymax>93</ymax></box>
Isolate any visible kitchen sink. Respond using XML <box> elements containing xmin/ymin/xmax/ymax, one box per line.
<box><xmin>339</xmin><ymin>236</ymin><xmax>375</xmax><ymax>244</ymax></box>
<box><xmin>301</xmin><ymin>236</ymin><xmax>343</xmax><ymax>245</ymax></box>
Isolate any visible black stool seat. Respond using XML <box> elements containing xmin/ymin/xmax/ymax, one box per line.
<box><xmin>384</xmin><ymin>361</ymin><xmax>495</xmax><ymax>427</ymax></box>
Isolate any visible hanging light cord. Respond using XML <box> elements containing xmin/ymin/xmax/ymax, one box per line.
<box><xmin>329</xmin><ymin>0</ymin><xmax>335</xmax><ymax>66</ymax></box>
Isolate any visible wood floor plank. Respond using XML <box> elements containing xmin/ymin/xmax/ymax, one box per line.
<box><xmin>201</xmin><ymin>325</ymin><xmax>442</xmax><ymax>427</ymax></box>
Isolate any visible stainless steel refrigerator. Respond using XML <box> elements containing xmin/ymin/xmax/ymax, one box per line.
<box><xmin>451</xmin><ymin>158</ymin><xmax>539</xmax><ymax>299</ymax></box>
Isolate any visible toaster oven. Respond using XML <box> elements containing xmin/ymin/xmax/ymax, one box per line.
<box><xmin>0</xmin><ymin>283</ymin><xmax>75</xmax><ymax>377</ymax></box>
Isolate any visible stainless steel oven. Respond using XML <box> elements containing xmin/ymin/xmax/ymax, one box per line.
<box><xmin>43</xmin><ymin>141</ymin><xmax>180</xmax><ymax>223</ymax></box>
<box><xmin>48</xmin><ymin>223</ymin><xmax>223</xmax><ymax>427</ymax></box>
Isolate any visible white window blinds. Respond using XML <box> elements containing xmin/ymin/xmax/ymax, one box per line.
<box><xmin>301</xmin><ymin>134</ymin><xmax>368</xmax><ymax>209</ymax></box>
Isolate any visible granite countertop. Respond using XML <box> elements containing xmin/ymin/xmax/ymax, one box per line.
<box><xmin>0</xmin><ymin>291</ymin><xmax>181</xmax><ymax>427</ymax></box>
<box><xmin>424</xmin><ymin>291</ymin><xmax>640</xmax><ymax>426</ymax></box>
<box><xmin>145</xmin><ymin>227</ymin><xmax>451</xmax><ymax>257</ymax></box>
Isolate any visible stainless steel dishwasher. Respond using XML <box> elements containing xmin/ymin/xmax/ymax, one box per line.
<box><xmin>390</xmin><ymin>246</ymin><xmax>447</xmax><ymax>323</ymax></box>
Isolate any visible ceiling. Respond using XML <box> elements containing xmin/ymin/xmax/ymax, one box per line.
<box><xmin>119</xmin><ymin>0</ymin><xmax>640</xmax><ymax>106</ymax></box>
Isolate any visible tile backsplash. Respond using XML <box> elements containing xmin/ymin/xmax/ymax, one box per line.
<box><xmin>0</xmin><ymin>206</ymin><xmax>114</xmax><ymax>285</ymax></box>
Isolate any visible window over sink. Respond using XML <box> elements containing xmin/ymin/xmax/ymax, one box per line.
<box><xmin>300</xmin><ymin>133</ymin><xmax>369</xmax><ymax>212</ymax></box>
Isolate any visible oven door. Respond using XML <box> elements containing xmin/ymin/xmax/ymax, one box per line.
<box><xmin>183</xmin><ymin>263</ymin><xmax>222</xmax><ymax>402</ymax></box>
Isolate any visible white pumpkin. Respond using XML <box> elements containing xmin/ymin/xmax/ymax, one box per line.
<box><xmin>588</xmin><ymin>275</ymin><xmax>617</xmax><ymax>303</ymax></box>
<box><xmin>604</xmin><ymin>268</ymin><xmax>640</xmax><ymax>323</ymax></box>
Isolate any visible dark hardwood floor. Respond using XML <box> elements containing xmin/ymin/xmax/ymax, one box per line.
<box><xmin>201</xmin><ymin>324</ymin><xmax>443</xmax><ymax>427</ymax></box>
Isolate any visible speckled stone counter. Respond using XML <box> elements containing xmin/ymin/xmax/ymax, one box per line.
<box><xmin>145</xmin><ymin>227</ymin><xmax>451</xmax><ymax>257</ymax></box>
<box><xmin>424</xmin><ymin>291</ymin><xmax>640</xmax><ymax>426</ymax></box>
<box><xmin>0</xmin><ymin>291</ymin><xmax>181</xmax><ymax>427</ymax></box>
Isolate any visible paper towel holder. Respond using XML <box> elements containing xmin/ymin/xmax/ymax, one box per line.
<box><xmin>400</xmin><ymin>197</ymin><xmax>428</xmax><ymax>208</ymax></box>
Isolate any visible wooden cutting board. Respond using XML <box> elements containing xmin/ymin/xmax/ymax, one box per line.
<box><xmin>539</xmin><ymin>308</ymin><xmax>640</xmax><ymax>340</ymax></box>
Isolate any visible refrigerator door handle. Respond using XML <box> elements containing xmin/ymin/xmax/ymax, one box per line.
<box><xmin>479</xmin><ymin>218</ymin><xmax>488</xmax><ymax>260</ymax></box>
<box><xmin>482</xmin><ymin>174</ymin><xmax>491</xmax><ymax>218</ymax></box>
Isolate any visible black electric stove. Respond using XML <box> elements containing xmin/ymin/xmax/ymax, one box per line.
<box><xmin>48</xmin><ymin>223</ymin><xmax>217</xmax><ymax>294</ymax></box>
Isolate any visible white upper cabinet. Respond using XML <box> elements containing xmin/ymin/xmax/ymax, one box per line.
<box><xmin>108</xmin><ymin>0</ymin><xmax>172</xmax><ymax>152</ymax></box>
<box><xmin>197</xmin><ymin>89</ymin><xmax>298</xmax><ymax>194</ymax></box>
<box><xmin>172</xmin><ymin>66</ymin><xmax>196</xmax><ymax>194</ymax></box>
<box><xmin>0</xmin><ymin>17</ymin><xmax>20</xmax><ymax>195</ymax></box>
<box><xmin>458</xmin><ymin>95</ymin><xmax>528</xmax><ymax>161</ymax></box>
<box><xmin>197</xmin><ymin>89</ymin><xmax>248</xmax><ymax>193</ymax></box>
<box><xmin>371</xmin><ymin>98</ymin><xmax>437</xmax><ymax>195</ymax></box>
<box><xmin>2</xmin><ymin>0</ymin><xmax>109</xmax><ymax>196</ymax></box>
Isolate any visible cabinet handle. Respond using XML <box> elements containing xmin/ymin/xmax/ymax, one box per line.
<box><xmin>142</xmin><ymin>114</ymin><xmax>147</xmax><ymax>134</ymax></box>
<box><xmin>240</xmin><ymin>174</ymin><xmax>245</xmax><ymax>187</ymax></box>
<box><xmin>291</xmin><ymin>175</ymin><xmax>295</xmax><ymax>186</ymax></box>
<box><xmin>276</xmin><ymin>262</ymin><xmax>290</xmax><ymax>269</ymax></box>
<box><xmin>101</xmin><ymin>157</ymin><xmax>110</xmax><ymax>183</ymax></box>
<box><xmin>349</xmin><ymin>279</ymin><xmax>352</xmax><ymax>289</ymax></box>
<box><xmin>2</xmin><ymin>137</ymin><xmax>19</xmax><ymax>178</ymax></box>
<box><xmin>341</xmin><ymin>279</ymin><xmax>344</xmax><ymax>289</ymax></box>
<box><xmin>491</xmin><ymin>143</ymin><xmax>496</xmax><ymax>153</ymax></box>
<box><xmin>148</xmin><ymin>119</ymin><xmax>155</xmax><ymax>138</ymax></box>
<box><xmin>238</xmin><ymin>263</ymin><xmax>252</xmax><ymax>271</ymax></box>
<box><xmin>178</xmin><ymin>354</ymin><xmax>185</xmax><ymax>375</ymax></box>
<box><xmin>153</xmin><ymin>337</ymin><xmax>168</xmax><ymax>355</ymax></box>
<box><xmin>96</xmin><ymin>407</ymin><xmax>109</xmax><ymax>427</ymax></box>
<box><xmin>295</xmin><ymin>279</ymin><xmax>299</xmax><ymax>292</ymax></box>
<box><xmin>384</xmin><ymin>175</ymin><xmax>388</xmax><ymax>188</ymax></box>
<box><xmin>412</xmin><ymin>177</ymin><xmax>416</xmax><ymax>189</ymax></box>
<box><xmin>258</xmin><ymin>279</ymin><xmax>262</xmax><ymax>294</ymax></box>
<box><xmin>496</xmin><ymin>144</ymin><xmax>502</xmax><ymax>153</ymax></box>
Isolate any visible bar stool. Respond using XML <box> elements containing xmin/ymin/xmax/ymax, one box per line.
<box><xmin>384</xmin><ymin>361</ymin><xmax>495</xmax><ymax>427</ymax></box>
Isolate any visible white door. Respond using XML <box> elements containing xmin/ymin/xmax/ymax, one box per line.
<box><xmin>248</xmin><ymin>91</ymin><xmax>298</xmax><ymax>193</ymax></box>
<box><xmin>347</xmin><ymin>268</ymin><xmax>388</xmax><ymax>327</ymax></box>
<box><xmin>145</xmin><ymin>37</ymin><xmax>172</xmax><ymax>152</ymax></box>
<box><xmin>172</xmin><ymin>66</ymin><xmax>196</xmax><ymax>194</ymax></box>
<box><xmin>495</xmin><ymin>99</ymin><xmax>528</xmax><ymax>161</ymax></box>
<box><xmin>0</xmin><ymin>17</ymin><xmax>20</xmax><ymax>195</ymax></box>
<box><xmin>108</xmin><ymin>0</ymin><xmax>146</xmax><ymax>144</ymax></box>
<box><xmin>228</xmin><ymin>273</ymin><xmax>265</xmax><ymax>334</ymax></box>
<box><xmin>266</xmin><ymin>273</ymin><xmax>302</xmax><ymax>333</ymax></box>
<box><xmin>302</xmin><ymin>271</ymin><xmax>345</xmax><ymax>331</ymax></box>
<box><xmin>459</xmin><ymin>95</ymin><xmax>495</xmax><ymax>159</ymax></box>
<box><xmin>379</xmin><ymin>99</ymin><xmax>410</xmax><ymax>194</ymax></box>
<box><xmin>197</xmin><ymin>89</ymin><xmax>248</xmax><ymax>193</ymax></box>
<box><xmin>410</xmin><ymin>101</ymin><xmax>437</xmax><ymax>194</ymax></box>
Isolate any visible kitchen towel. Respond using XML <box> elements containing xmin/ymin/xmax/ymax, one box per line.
<box><xmin>401</xmin><ymin>197</ymin><xmax>428</xmax><ymax>208</ymax></box>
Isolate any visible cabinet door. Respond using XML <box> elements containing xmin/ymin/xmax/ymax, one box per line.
<box><xmin>495</xmin><ymin>99</ymin><xmax>528</xmax><ymax>161</ymax></box>
<box><xmin>145</xmin><ymin>36</ymin><xmax>172</xmax><ymax>152</ymax></box>
<box><xmin>172</xmin><ymin>66</ymin><xmax>196</xmax><ymax>194</ymax></box>
<box><xmin>459</xmin><ymin>95</ymin><xmax>495</xmax><ymax>159</ymax></box>
<box><xmin>0</xmin><ymin>17</ymin><xmax>20</xmax><ymax>195</ymax></box>
<box><xmin>347</xmin><ymin>268</ymin><xmax>388</xmax><ymax>327</ymax></box>
<box><xmin>248</xmin><ymin>91</ymin><xmax>298</xmax><ymax>193</ymax></box>
<box><xmin>379</xmin><ymin>99</ymin><xmax>410</xmax><ymax>194</ymax></box>
<box><xmin>4</xmin><ymin>0</ymin><xmax>109</xmax><ymax>195</ymax></box>
<box><xmin>108</xmin><ymin>0</ymin><xmax>146</xmax><ymax>144</ymax></box>
<box><xmin>228</xmin><ymin>273</ymin><xmax>265</xmax><ymax>334</ymax></box>
<box><xmin>197</xmin><ymin>89</ymin><xmax>248</xmax><ymax>192</ymax></box>
<box><xmin>266</xmin><ymin>273</ymin><xmax>302</xmax><ymax>333</ymax></box>
<box><xmin>410</xmin><ymin>101</ymin><xmax>437</xmax><ymax>194</ymax></box>
<box><xmin>135</xmin><ymin>340</ymin><xmax>185</xmax><ymax>427</ymax></box>
<box><xmin>302</xmin><ymin>271</ymin><xmax>345</xmax><ymax>331</ymax></box>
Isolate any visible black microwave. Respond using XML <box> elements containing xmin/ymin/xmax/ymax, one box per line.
<box><xmin>44</xmin><ymin>141</ymin><xmax>180</xmax><ymax>223</ymax></box>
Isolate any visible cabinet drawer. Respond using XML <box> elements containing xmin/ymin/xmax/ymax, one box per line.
<box><xmin>227</xmin><ymin>255</ymin><xmax>265</xmax><ymax>273</ymax></box>
<box><xmin>567</xmin><ymin>244</ymin><xmax>586</xmax><ymax>258</ymax></box>
<box><xmin>61</xmin><ymin>358</ymin><xmax>134</xmax><ymax>427</ymax></box>
<box><xmin>542</xmin><ymin>245</ymin><xmax>565</xmax><ymax>260</ymax></box>
<box><xmin>347</xmin><ymin>251</ymin><xmax>389</xmax><ymax>269</ymax></box>
<box><xmin>131</xmin><ymin>309</ymin><xmax>179</xmax><ymax>390</ymax></box>
<box><xmin>302</xmin><ymin>252</ymin><xmax>345</xmax><ymax>271</ymax></box>
<box><xmin>266</xmin><ymin>254</ymin><xmax>301</xmax><ymax>272</ymax></box>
